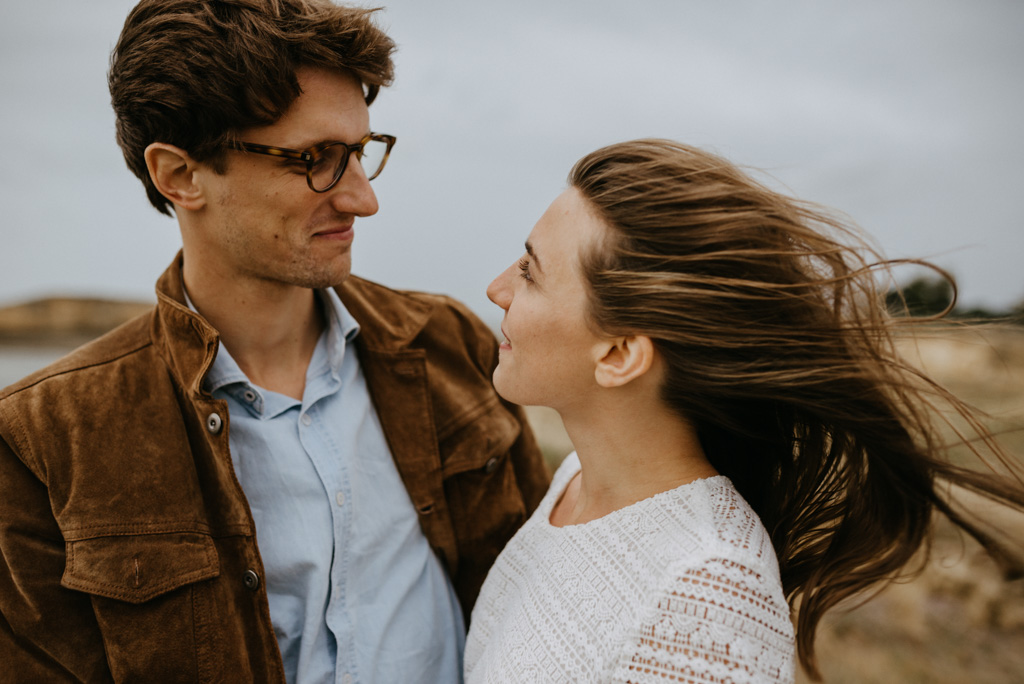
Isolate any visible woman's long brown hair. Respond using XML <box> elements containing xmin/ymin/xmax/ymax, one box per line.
<box><xmin>569</xmin><ymin>139</ymin><xmax>1024</xmax><ymax>680</ymax></box>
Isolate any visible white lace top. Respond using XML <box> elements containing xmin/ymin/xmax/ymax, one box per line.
<box><xmin>465</xmin><ymin>452</ymin><xmax>795</xmax><ymax>684</ymax></box>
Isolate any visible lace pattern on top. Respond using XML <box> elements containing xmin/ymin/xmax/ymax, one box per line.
<box><xmin>465</xmin><ymin>452</ymin><xmax>795</xmax><ymax>684</ymax></box>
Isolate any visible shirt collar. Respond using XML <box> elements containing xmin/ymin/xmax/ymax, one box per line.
<box><xmin>181</xmin><ymin>280</ymin><xmax>360</xmax><ymax>396</ymax></box>
<box><xmin>310</xmin><ymin>286</ymin><xmax>361</xmax><ymax>379</ymax></box>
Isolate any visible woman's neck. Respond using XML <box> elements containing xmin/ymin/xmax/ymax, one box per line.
<box><xmin>550</xmin><ymin>395</ymin><xmax>717</xmax><ymax>527</ymax></box>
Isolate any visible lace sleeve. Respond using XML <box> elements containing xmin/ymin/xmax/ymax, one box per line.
<box><xmin>610</xmin><ymin>556</ymin><xmax>795</xmax><ymax>684</ymax></box>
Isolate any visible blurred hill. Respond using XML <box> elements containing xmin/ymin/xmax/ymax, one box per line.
<box><xmin>887</xmin><ymin>274</ymin><xmax>1024</xmax><ymax>324</ymax></box>
<box><xmin>0</xmin><ymin>296</ymin><xmax>152</xmax><ymax>346</ymax></box>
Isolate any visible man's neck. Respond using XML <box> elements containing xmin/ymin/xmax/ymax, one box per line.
<box><xmin>183</xmin><ymin>265</ymin><xmax>325</xmax><ymax>400</ymax></box>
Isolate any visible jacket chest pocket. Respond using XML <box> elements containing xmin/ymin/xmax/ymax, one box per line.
<box><xmin>61</xmin><ymin>531</ymin><xmax>221</xmax><ymax>683</ymax></box>
<box><xmin>440</xmin><ymin>403</ymin><xmax>526</xmax><ymax>544</ymax></box>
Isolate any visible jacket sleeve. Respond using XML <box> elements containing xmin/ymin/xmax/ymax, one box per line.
<box><xmin>0</xmin><ymin>435</ymin><xmax>110</xmax><ymax>683</ymax></box>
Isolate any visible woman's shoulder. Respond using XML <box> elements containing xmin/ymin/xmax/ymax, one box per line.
<box><xmin>649</xmin><ymin>475</ymin><xmax>781</xmax><ymax>582</ymax></box>
<box><xmin>620</xmin><ymin>478</ymin><xmax>795</xmax><ymax>682</ymax></box>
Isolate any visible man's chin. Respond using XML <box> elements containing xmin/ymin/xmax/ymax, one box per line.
<box><xmin>296</xmin><ymin>257</ymin><xmax>352</xmax><ymax>290</ymax></box>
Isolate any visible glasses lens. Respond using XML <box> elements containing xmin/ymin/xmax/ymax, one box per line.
<box><xmin>310</xmin><ymin>144</ymin><xmax>348</xmax><ymax>191</ymax></box>
<box><xmin>358</xmin><ymin>138</ymin><xmax>391</xmax><ymax>181</ymax></box>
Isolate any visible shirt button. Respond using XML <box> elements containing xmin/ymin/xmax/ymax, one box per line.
<box><xmin>301</xmin><ymin>414</ymin><xmax>312</xmax><ymax>426</ymax></box>
<box><xmin>484</xmin><ymin>456</ymin><xmax>500</xmax><ymax>474</ymax></box>
<box><xmin>341</xmin><ymin>674</ymin><xmax>353</xmax><ymax>684</ymax></box>
<box><xmin>242</xmin><ymin>569</ymin><xmax>260</xmax><ymax>591</ymax></box>
<box><xmin>243</xmin><ymin>389</ymin><xmax>257</xmax><ymax>403</ymax></box>
<box><xmin>206</xmin><ymin>412</ymin><xmax>223</xmax><ymax>435</ymax></box>
<box><xmin>335</xmin><ymin>491</ymin><xmax>346</xmax><ymax>506</ymax></box>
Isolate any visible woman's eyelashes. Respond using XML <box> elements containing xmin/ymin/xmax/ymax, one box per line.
<box><xmin>518</xmin><ymin>257</ymin><xmax>533</xmax><ymax>283</ymax></box>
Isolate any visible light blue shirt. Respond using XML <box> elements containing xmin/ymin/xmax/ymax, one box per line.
<box><xmin>192</xmin><ymin>288</ymin><xmax>465</xmax><ymax>684</ymax></box>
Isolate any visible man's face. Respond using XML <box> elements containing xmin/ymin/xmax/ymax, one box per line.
<box><xmin>193</xmin><ymin>67</ymin><xmax>378</xmax><ymax>290</ymax></box>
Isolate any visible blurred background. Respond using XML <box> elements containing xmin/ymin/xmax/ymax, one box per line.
<box><xmin>2</xmin><ymin>0</ymin><xmax>1024</xmax><ymax>322</ymax></box>
<box><xmin>2</xmin><ymin>1</ymin><xmax>1023</xmax><ymax>681</ymax></box>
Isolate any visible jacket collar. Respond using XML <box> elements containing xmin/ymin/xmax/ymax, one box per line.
<box><xmin>334</xmin><ymin>275</ymin><xmax>434</xmax><ymax>352</ymax></box>
<box><xmin>152</xmin><ymin>253</ymin><xmax>221</xmax><ymax>397</ymax></box>
<box><xmin>150</xmin><ymin>252</ymin><xmax>437</xmax><ymax>394</ymax></box>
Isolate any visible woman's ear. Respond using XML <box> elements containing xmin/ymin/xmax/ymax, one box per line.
<box><xmin>594</xmin><ymin>334</ymin><xmax>656</xmax><ymax>388</ymax></box>
<box><xmin>144</xmin><ymin>142</ymin><xmax>206</xmax><ymax>211</ymax></box>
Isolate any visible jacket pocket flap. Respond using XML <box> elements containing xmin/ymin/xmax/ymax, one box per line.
<box><xmin>441</xmin><ymin>403</ymin><xmax>521</xmax><ymax>477</ymax></box>
<box><xmin>62</xmin><ymin>532</ymin><xmax>220</xmax><ymax>604</ymax></box>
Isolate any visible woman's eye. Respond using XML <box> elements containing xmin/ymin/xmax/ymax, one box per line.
<box><xmin>518</xmin><ymin>257</ymin><xmax>533</xmax><ymax>283</ymax></box>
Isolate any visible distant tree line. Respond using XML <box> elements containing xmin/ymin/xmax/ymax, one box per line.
<box><xmin>885</xmin><ymin>275</ymin><xmax>1024</xmax><ymax>324</ymax></box>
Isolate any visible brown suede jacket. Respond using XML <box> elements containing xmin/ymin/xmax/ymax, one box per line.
<box><xmin>0</xmin><ymin>256</ymin><xmax>549</xmax><ymax>683</ymax></box>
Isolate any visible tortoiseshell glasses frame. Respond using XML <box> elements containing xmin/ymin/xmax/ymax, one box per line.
<box><xmin>225</xmin><ymin>132</ymin><xmax>396</xmax><ymax>193</ymax></box>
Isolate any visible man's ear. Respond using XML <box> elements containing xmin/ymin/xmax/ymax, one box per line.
<box><xmin>144</xmin><ymin>143</ymin><xmax>206</xmax><ymax>211</ymax></box>
<box><xmin>594</xmin><ymin>334</ymin><xmax>657</xmax><ymax>388</ymax></box>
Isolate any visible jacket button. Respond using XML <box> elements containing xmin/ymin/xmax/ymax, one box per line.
<box><xmin>484</xmin><ymin>456</ymin><xmax>500</xmax><ymax>474</ymax></box>
<box><xmin>242</xmin><ymin>569</ymin><xmax>260</xmax><ymax>591</ymax></box>
<box><xmin>206</xmin><ymin>412</ymin><xmax>223</xmax><ymax>435</ymax></box>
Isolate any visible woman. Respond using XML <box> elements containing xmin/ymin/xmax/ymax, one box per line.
<box><xmin>463</xmin><ymin>139</ymin><xmax>1024</xmax><ymax>683</ymax></box>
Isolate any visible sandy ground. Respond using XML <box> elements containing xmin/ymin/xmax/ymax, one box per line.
<box><xmin>524</xmin><ymin>325</ymin><xmax>1024</xmax><ymax>683</ymax></box>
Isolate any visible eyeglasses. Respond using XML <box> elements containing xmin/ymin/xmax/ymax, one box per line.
<box><xmin>225</xmin><ymin>132</ymin><xmax>396</xmax><ymax>192</ymax></box>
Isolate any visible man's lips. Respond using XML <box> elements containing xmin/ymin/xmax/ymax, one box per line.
<box><xmin>313</xmin><ymin>223</ymin><xmax>355</xmax><ymax>240</ymax></box>
<box><xmin>499</xmin><ymin>326</ymin><xmax>511</xmax><ymax>350</ymax></box>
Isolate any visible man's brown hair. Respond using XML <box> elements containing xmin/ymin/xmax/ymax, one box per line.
<box><xmin>109</xmin><ymin>0</ymin><xmax>396</xmax><ymax>215</ymax></box>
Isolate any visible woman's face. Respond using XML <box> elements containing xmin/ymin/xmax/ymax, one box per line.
<box><xmin>486</xmin><ymin>188</ymin><xmax>610</xmax><ymax>410</ymax></box>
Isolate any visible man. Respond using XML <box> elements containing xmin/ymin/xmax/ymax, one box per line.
<box><xmin>0</xmin><ymin>1</ymin><xmax>548</xmax><ymax>682</ymax></box>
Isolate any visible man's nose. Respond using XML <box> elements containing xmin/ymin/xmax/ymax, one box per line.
<box><xmin>329</xmin><ymin>155</ymin><xmax>379</xmax><ymax>217</ymax></box>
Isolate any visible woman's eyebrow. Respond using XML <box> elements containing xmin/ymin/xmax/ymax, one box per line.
<box><xmin>525</xmin><ymin>240</ymin><xmax>543</xmax><ymax>273</ymax></box>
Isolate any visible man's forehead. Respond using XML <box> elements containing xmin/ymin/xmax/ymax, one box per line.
<box><xmin>241</xmin><ymin>68</ymin><xmax>370</xmax><ymax>146</ymax></box>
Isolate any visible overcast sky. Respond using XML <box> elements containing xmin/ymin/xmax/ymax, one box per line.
<box><xmin>1</xmin><ymin>0</ymin><xmax>1022</xmax><ymax>328</ymax></box>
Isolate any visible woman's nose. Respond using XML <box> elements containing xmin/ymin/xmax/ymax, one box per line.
<box><xmin>486</xmin><ymin>265</ymin><xmax>513</xmax><ymax>310</ymax></box>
